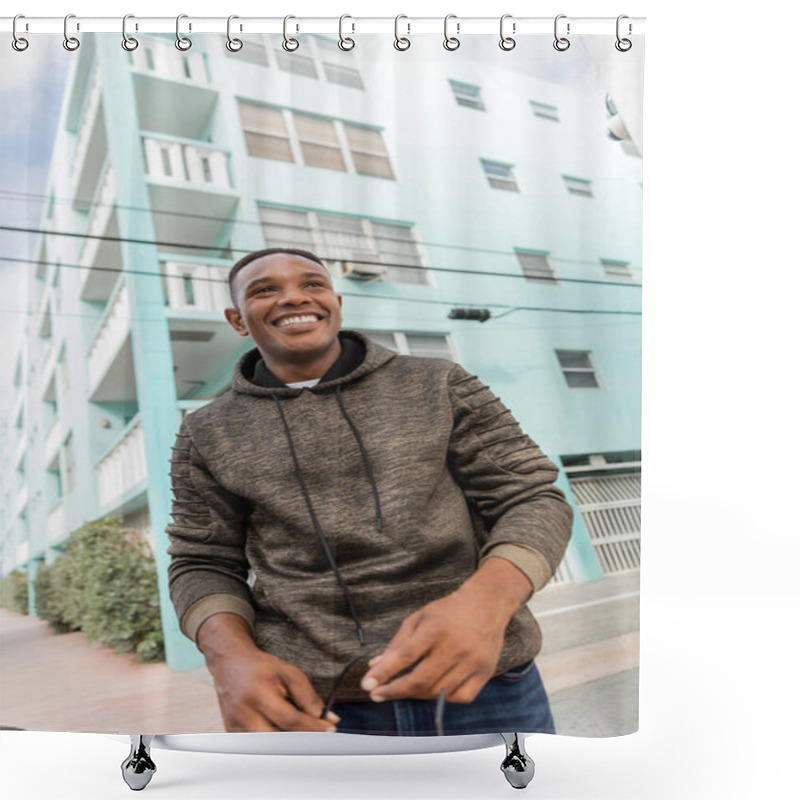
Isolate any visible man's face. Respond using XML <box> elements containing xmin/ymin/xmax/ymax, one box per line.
<box><xmin>224</xmin><ymin>254</ymin><xmax>343</xmax><ymax>365</ymax></box>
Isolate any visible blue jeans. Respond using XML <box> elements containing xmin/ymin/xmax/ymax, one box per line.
<box><xmin>330</xmin><ymin>659</ymin><xmax>555</xmax><ymax>736</ymax></box>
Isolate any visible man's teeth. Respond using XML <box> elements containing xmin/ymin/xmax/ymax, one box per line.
<box><xmin>277</xmin><ymin>315</ymin><xmax>320</xmax><ymax>327</ymax></box>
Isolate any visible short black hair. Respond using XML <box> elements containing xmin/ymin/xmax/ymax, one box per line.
<box><xmin>228</xmin><ymin>247</ymin><xmax>329</xmax><ymax>306</ymax></box>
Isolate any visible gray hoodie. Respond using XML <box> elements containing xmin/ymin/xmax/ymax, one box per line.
<box><xmin>166</xmin><ymin>330</ymin><xmax>573</xmax><ymax>701</ymax></box>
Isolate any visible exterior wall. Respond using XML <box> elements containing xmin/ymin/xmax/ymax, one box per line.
<box><xmin>1</xmin><ymin>34</ymin><xmax>641</xmax><ymax>671</ymax></box>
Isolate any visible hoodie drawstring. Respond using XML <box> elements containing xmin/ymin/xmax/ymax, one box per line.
<box><xmin>272</xmin><ymin>393</ymin><xmax>368</xmax><ymax>647</ymax></box>
<box><xmin>334</xmin><ymin>384</ymin><xmax>383</xmax><ymax>533</ymax></box>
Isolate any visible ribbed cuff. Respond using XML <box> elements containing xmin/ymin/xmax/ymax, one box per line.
<box><xmin>480</xmin><ymin>544</ymin><xmax>553</xmax><ymax>595</ymax></box>
<box><xmin>180</xmin><ymin>594</ymin><xmax>256</xmax><ymax>643</ymax></box>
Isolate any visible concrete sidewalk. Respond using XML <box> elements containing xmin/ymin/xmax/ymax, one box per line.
<box><xmin>0</xmin><ymin>572</ymin><xmax>639</xmax><ymax>736</ymax></box>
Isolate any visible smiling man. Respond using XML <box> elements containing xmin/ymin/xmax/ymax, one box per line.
<box><xmin>166</xmin><ymin>247</ymin><xmax>573</xmax><ymax>736</ymax></box>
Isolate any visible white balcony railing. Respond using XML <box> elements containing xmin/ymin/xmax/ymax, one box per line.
<box><xmin>87</xmin><ymin>282</ymin><xmax>130</xmax><ymax>391</ymax></box>
<box><xmin>44</xmin><ymin>418</ymin><xmax>62</xmax><ymax>469</ymax></box>
<box><xmin>96</xmin><ymin>419</ymin><xmax>148</xmax><ymax>508</ymax></box>
<box><xmin>143</xmin><ymin>137</ymin><xmax>230</xmax><ymax>190</ymax></box>
<box><xmin>72</xmin><ymin>65</ymin><xmax>102</xmax><ymax>179</ymax></box>
<box><xmin>163</xmin><ymin>261</ymin><xmax>231</xmax><ymax>312</ymax></box>
<box><xmin>79</xmin><ymin>165</ymin><xmax>116</xmax><ymax>269</ymax></box>
<box><xmin>131</xmin><ymin>39</ymin><xmax>208</xmax><ymax>84</ymax></box>
<box><xmin>13</xmin><ymin>431</ymin><xmax>26</xmax><ymax>470</ymax></box>
<box><xmin>47</xmin><ymin>503</ymin><xmax>65</xmax><ymax>545</ymax></box>
<box><xmin>15</xmin><ymin>485</ymin><xmax>28</xmax><ymax>518</ymax></box>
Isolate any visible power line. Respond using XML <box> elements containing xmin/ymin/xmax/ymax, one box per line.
<box><xmin>0</xmin><ymin>255</ymin><xmax>641</xmax><ymax>318</ymax></box>
<box><xmin>0</xmin><ymin>188</ymin><xmax>644</xmax><ymax>275</ymax></box>
<box><xmin>0</xmin><ymin>223</ymin><xmax>643</xmax><ymax>290</ymax></box>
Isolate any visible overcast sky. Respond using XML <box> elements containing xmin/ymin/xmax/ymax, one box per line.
<box><xmin>0</xmin><ymin>46</ymin><xmax>70</xmax><ymax>422</ymax></box>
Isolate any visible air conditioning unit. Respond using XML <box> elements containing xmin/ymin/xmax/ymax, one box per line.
<box><xmin>341</xmin><ymin>261</ymin><xmax>386</xmax><ymax>284</ymax></box>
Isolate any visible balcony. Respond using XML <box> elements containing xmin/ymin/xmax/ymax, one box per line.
<box><xmin>72</xmin><ymin>65</ymin><xmax>108</xmax><ymax>208</ymax></box>
<box><xmin>162</xmin><ymin>260</ymin><xmax>231</xmax><ymax>312</ymax></box>
<box><xmin>87</xmin><ymin>281</ymin><xmax>136</xmax><ymax>402</ymax></box>
<box><xmin>44</xmin><ymin>418</ymin><xmax>63</xmax><ymax>470</ymax></box>
<box><xmin>131</xmin><ymin>40</ymin><xmax>217</xmax><ymax>142</ymax></box>
<box><xmin>131</xmin><ymin>39</ymin><xmax>209</xmax><ymax>86</ymax></box>
<box><xmin>15</xmin><ymin>485</ymin><xmax>28</xmax><ymax>518</ymax></box>
<box><xmin>96</xmin><ymin>418</ymin><xmax>147</xmax><ymax>509</ymax></box>
<box><xmin>79</xmin><ymin>165</ymin><xmax>122</xmax><ymax>302</ymax></box>
<box><xmin>47</xmin><ymin>503</ymin><xmax>65</xmax><ymax>545</ymax></box>
<box><xmin>13</xmin><ymin>431</ymin><xmax>26</xmax><ymax>471</ymax></box>
<box><xmin>143</xmin><ymin>135</ymin><xmax>237</xmax><ymax>251</ymax></box>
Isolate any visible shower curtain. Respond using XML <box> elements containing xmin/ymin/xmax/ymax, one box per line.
<box><xmin>0</xmin><ymin>18</ymin><xmax>643</xmax><ymax>740</ymax></box>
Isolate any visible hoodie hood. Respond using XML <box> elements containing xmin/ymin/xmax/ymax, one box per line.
<box><xmin>232</xmin><ymin>330</ymin><xmax>397</xmax><ymax>396</ymax></box>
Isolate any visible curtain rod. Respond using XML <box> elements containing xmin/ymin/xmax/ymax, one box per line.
<box><xmin>1</xmin><ymin>16</ymin><xmax>646</xmax><ymax>36</ymax></box>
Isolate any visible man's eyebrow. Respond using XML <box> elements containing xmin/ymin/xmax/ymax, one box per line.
<box><xmin>244</xmin><ymin>272</ymin><xmax>330</xmax><ymax>292</ymax></box>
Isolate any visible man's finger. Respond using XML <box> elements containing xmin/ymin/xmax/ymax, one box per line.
<box><xmin>258</xmin><ymin>691</ymin><xmax>337</xmax><ymax>732</ymax></box>
<box><xmin>282</xmin><ymin>668</ymin><xmax>328</xmax><ymax>719</ymax></box>
<box><xmin>369</xmin><ymin>658</ymin><xmax>464</xmax><ymax>702</ymax></box>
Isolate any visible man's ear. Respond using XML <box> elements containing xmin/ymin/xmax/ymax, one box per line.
<box><xmin>224</xmin><ymin>306</ymin><xmax>249</xmax><ymax>337</ymax></box>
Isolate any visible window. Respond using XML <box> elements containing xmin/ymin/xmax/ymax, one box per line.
<box><xmin>530</xmin><ymin>101</ymin><xmax>559</xmax><ymax>121</ymax></box>
<box><xmin>362</xmin><ymin>331</ymin><xmax>455</xmax><ymax>360</ymax></box>
<box><xmin>556</xmin><ymin>350</ymin><xmax>600</xmax><ymax>388</ymax></box>
<box><xmin>316</xmin><ymin>37</ymin><xmax>365</xmax><ymax>89</ymax></box>
<box><xmin>515</xmin><ymin>249</ymin><xmax>557</xmax><ymax>283</ymax></box>
<box><xmin>274</xmin><ymin>47</ymin><xmax>319</xmax><ymax>79</ymax></box>
<box><xmin>259</xmin><ymin>205</ymin><xmax>428</xmax><ymax>285</ymax></box>
<box><xmin>449</xmin><ymin>80</ymin><xmax>485</xmax><ymax>110</ymax></box>
<box><xmin>563</xmin><ymin>175</ymin><xmax>593</xmax><ymax>197</ymax></box>
<box><xmin>295</xmin><ymin>114</ymin><xmax>346</xmax><ymax>171</ymax></box>
<box><xmin>600</xmin><ymin>258</ymin><xmax>635</xmax><ymax>282</ymax></box>
<box><xmin>239</xmin><ymin>104</ymin><xmax>293</xmax><ymax>162</ymax></box>
<box><xmin>344</xmin><ymin>124</ymin><xmax>395</xmax><ymax>178</ymax></box>
<box><xmin>224</xmin><ymin>35</ymin><xmax>364</xmax><ymax>89</ymax></box>
<box><xmin>481</xmin><ymin>160</ymin><xmax>519</xmax><ymax>192</ymax></box>
<box><xmin>239</xmin><ymin>101</ymin><xmax>394</xmax><ymax>179</ymax></box>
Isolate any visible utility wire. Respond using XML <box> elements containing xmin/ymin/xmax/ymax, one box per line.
<box><xmin>0</xmin><ymin>255</ymin><xmax>641</xmax><ymax>318</ymax></box>
<box><xmin>0</xmin><ymin>223</ymin><xmax>642</xmax><ymax>290</ymax></box>
<box><xmin>0</xmin><ymin>188</ymin><xmax>644</xmax><ymax>274</ymax></box>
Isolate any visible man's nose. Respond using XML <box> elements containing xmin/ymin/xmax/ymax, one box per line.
<box><xmin>276</xmin><ymin>287</ymin><xmax>309</xmax><ymax>305</ymax></box>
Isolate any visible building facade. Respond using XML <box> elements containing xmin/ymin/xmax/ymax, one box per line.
<box><xmin>1</xmin><ymin>33</ymin><xmax>642</xmax><ymax>671</ymax></box>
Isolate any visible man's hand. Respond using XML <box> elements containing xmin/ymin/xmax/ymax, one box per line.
<box><xmin>360</xmin><ymin>557</ymin><xmax>533</xmax><ymax>704</ymax></box>
<box><xmin>198</xmin><ymin>613</ymin><xmax>339</xmax><ymax>732</ymax></box>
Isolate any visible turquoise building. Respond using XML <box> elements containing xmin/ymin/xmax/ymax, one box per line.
<box><xmin>1</xmin><ymin>33</ymin><xmax>642</xmax><ymax>671</ymax></box>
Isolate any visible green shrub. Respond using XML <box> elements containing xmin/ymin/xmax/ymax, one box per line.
<box><xmin>33</xmin><ymin>560</ymin><xmax>75</xmax><ymax>633</ymax></box>
<box><xmin>0</xmin><ymin>570</ymin><xmax>29</xmax><ymax>614</ymax></box>
<box><xmin>33</xmin><ymin>516</ymin><xmax>165</xmax><ymax>662</ymax></box>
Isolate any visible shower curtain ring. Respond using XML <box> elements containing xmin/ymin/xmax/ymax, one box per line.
<box><xmin>338</xmin><ymin>15</ymin><xmax>355</xmax><ymax>50</ymax></box>
<box><xmin>283</xmin><ymin>15</ymin><xmax>299</xmax><ymax>51</ymax></box>
<box><xmin>443</xmin><ymin>14</ymin><xmax>460</xmax><ymax>51</ymax></box>
<box><xmin>63</xmin><ymin>14</ymin><xmax>80</xmax><ymax>51</ymax></box>
<box><xmin>12</xmin><ymin>15</ymin><xmax>29</xmax><ymax>51</ymax></box>
<box><xmin>499</xmin><ymin>14</ymin><xmax>516</xmax><ymax>51</ymax></box>
<box><xmin>175</xmin><ymin>14</ymin><xmax>192</xmax><ymax>50</ymax></box>
<box><xmin>122</xmin><ymin>15</ymin><xmax>139</xmax><ymax>51</ymax></box>
<box><xmin>394</xmin><ymin>15</ymin><xmax>411</xmax><ymax>51</ymax></box>
<box><xmin>226</xmin><ymin>15</ymin><xmax>243</xmax><ymax>52</ymax></box>
<box><xmin>553</xmin><ymin>14</ymin><xmax>570</xmax><ymax>51</ymax></box>
<box><xmin>615</xmin><ymin>15</ymin><xmax>632</xmax><ymax>51</ymax></box>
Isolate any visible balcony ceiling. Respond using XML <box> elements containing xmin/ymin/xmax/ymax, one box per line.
<box><xmin>134</xmin><ymin>73</ymin><xmax>217</xmax><ymax>140</ymax></box>
<box><xmin>89</xmin><ymin>336</ymin><xmax>137</xmax><ymax>403</ymax></box>
<box><xmin>170</xmin><ymin>319</ymin><xmax>243</xmax><ymax>399</ymax></box>
<box><xmin>149</xmin><ymin>186</ymin><xmax>238</xmax><ymax>254</ymax></box>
